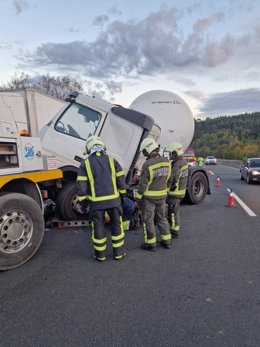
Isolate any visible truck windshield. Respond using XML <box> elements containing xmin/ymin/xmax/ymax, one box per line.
<box><xmin>54</xmin><ymin>103</ymin><xmax>101</xmax><ymax>140</ymax></box>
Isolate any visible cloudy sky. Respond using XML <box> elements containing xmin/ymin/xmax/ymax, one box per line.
<box><xmin>1</xmin><ymin>0</ymin><xmax>260</xmax><ymax>118</ymax></box>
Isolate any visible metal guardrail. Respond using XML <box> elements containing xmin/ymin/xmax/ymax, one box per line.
<box><xmin>217</xmin><ymin>159</ymin><xmax>242</xmax><ymax>168</ymax></box>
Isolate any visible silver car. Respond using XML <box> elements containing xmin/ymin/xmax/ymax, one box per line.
<box><xmin>204</xmin><ymin>156</ymin><xmax>217</xmax><ymax>165</ymax></box>
<box><xmin>240</xmin><ymin>158</ymin><xmax>260</xmax><ymax>184</ymax></box>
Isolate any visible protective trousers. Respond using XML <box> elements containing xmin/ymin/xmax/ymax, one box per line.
<box><xmin>141</xmin><ymin>198</ymin><xmax>171</xmax><ymax>246</ymax></box>
<box><xmin>167</xmin><ymin>198</ymin><xmax>181</xmax><ymax>235</ymax></box>
<box><xmin>91</xmin><ymin>207</ymin><xmax>125</xmax><ymax>260</ymax></box>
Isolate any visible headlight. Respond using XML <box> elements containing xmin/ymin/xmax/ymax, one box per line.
<box><xmin>251</xmin><ymin>170</ymin><xmax>260</xmax><ymax>175</ymax></box>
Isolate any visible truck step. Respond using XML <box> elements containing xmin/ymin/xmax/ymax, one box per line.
<box><xmin>46</xmin><ymin>219</ymin><xmax>89</xmax><ymax>229</ymax></box>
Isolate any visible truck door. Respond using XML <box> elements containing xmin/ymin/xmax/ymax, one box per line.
<box><xmin>39</xmin><ymin>102</ymin><xmax>106</xmax><ymax>168</ymax></box>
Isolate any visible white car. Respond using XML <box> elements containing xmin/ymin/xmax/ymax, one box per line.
<box><xmin>205</xmin><ymin>156</ymin><xmax>217</xmax><ymax>165</ymax></box>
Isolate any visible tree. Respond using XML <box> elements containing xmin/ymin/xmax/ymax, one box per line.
<box><xmin>0</xmin><ymin>73</ymin><xmax>86</xmax><ymax>100</ymax></box>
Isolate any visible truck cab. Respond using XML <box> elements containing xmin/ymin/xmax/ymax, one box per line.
<box><xmin>38</xmin><ymin>91</ymin><xmax>209</xmax><ymax>220</ymax></box>
<box><xmin>38</xmin><ymin>92</ymin><xmax>155</xmax><ymax>220</ymax></box>
<box><xmin>39</xmin><ymin>93</ymin><xmax>154</xmax><ymax>184</ymax></box>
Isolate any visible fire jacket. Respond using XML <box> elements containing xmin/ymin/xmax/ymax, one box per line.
<box><xmin>135</xmin><ymin>153</ymin><xmax>172</xmax><ymax>201</ymax></box>
<box><xmin>168</xmin><ymin>157</ymin><xmax>189</xmax><ymax>200</ymax></box>
<box><xmin>76</xmin><ymin>151</ymin><xmax>126</xmax><ymax>210</ymax></box>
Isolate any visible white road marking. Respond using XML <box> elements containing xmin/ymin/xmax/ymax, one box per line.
<box><xmin>207</xmin><ymin>170</ymin><xmax>214</xmax><ymax>176</ymax></box>
<box><xmin>227</xmin><ymin>189</ymin><xmax>257</xmax><ymax>217</ymax></box>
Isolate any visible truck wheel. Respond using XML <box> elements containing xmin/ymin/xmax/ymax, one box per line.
<box><xmin>186</xmin><ymin>172</ymin><xmax>208</xmax><ymax>204</ymax></box>
<box><xmin>0</xmin><ymin>193</ymin><xmax>44</xmax><ymax>270</ymax></box>
<box><xmin>56</xmin><ymin>181</ymin><xmax>87</xmax><ymax>221</ymax></box>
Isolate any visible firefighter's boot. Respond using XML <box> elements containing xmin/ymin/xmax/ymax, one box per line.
<box><xmin>92</xmin><ymin>254</ymin><xmax>106</xmax><ymax>262</ymax></box>
<box><xmin>141</xmin><ymin>243</ymin><xmax>156</xmax><ymax>251</ymax></box>
<box><xmin>160</xmin><ymin>241</ymin><xmax>171</xmax><ymax>249</ymax></box>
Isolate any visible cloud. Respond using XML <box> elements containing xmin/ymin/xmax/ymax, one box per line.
<box><xmin>200</xmin><ymin>88</ymin><xmax>260</xmax><ymax>116</ymax></box>
<box><xmin>18</xmin><ymin>6</ymin><xmax>260</xmax><ymax>82</ymax></box>
<box><xmin>65</xmin><ymin>27</ymin><xmax>80</xmax><ymax>33</ymax></box>
<box><xmin>108</xmin><ymin>5</ymin><xmax>122</xmax><ymax>16</ymax></box>
<box><xmin>13</xmin><ymin>0</ymin><xmax>29</xmax><ymax>15</ymax></box>
<box><xmin>93</xmin><ymin>15</ymin><xmax>109</xmax><ymax>26</ymax></box>
<box><xmin>83</xmin><ymin>78</ymin><xmax>122</xmax><ymax>101</ymax></box>
<box><xmin>184</xmin><ymin>90</ymin><xmax>205</xmax><ymax>101</ymax></box>
<box><xmin>173</xmin><ymin>77</ymin><xmax>196</xmax><ymax>87</ymax></box>
<box><xmin>193</xmin><ymin>12</ymin><xmax>224</xmax><ymax>32</ymax></box>
<box><xmin>0</xmin><ymin>42</ymin><xmax>13</xmax><ymax>50</ymax></box>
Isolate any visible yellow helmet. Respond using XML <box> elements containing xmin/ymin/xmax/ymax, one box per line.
<box><xmin>140</xmin><ymin>137</ymin><xmax>159</xmax><ymax>156</ymax></box>
<box><xmin>85</xmin><ymin>135</ymin><xmax>104</xmax><ymax>154</ymax></box>
<box><xmin>164</xmin><ymin>142</ymin><xmax>184</xmax><ymax>156</ymax></box>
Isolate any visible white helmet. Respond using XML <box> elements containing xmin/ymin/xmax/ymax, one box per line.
<box><xmin>140</xmin><ymin>138</ymin><xmax>159</xmax><ymax>156</ymax></box>
<box><xmin>85</xmin><ymin>135</ymin><xmax>104</xmax><ymax>154</ymax></box>
<box><xmin>164</xmin><ymin>142</ymin><xmax>184</xmax><ymax>156</ymax></box>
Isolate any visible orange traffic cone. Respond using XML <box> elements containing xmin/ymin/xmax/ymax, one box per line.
<box><xmin>216</xmin><ymin>176</ymin><xmax>221</xmax><ymax>187</ymax></box>
<box><xmin>227</xmin><ymin>189</ymin><xmax>236</xmax><ymax>207</ymax></box>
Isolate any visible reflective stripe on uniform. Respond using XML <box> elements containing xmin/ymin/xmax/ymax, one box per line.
<box><xmin>92</xmin><ymin>236</ymin><xmax>107</xmax><ymax>244</ymax></box>
<box><xmin>111</xmin><ymin>232</ymin><xmax>125</xmax><ymax>241</ymax></box>
<box><xmin>94</xmin><ymin>244</ymin><xmax>107</xmax><ymax>251</ymax></box>
<box><xmin>147</xmin><ymin>237</ymin><xmax>156</xmax><ymax>244</ymax></box>
<box><xmin>143</xmin><ymin>222</ymin><xmax>156</xmax><ymax>244</ymax></box>
<box><xmin>109</xmin><ymin>156</ymin><xmax>118</xmax><ymax>197</ymax></box>
<box><xmin>77</xmin><ymin>195</ymin><xmax>88</xmax><ymax>201</ymax></box>
<box><xmin>170</xmin><ymin>212</ymin><xmax>175</xmax><ymax>229</ymax></box>
<box><xmin>169</xmin><ymin>164</ymin><xmax>188</xmax><ymax>197</ymax></box>
<box><xmin>77</xmin><ymin>176</ymin><xmax>88</xmax><ymax>181</ymax></box>
<box><xmin>143</xmin><ymin>161</ymin><xmax>171</xmax><ymax>198</ymax></box>
<box><xmin>168</xmin><ymin>189</ymin><xmax>186</xmax><ymax>197</ymax></box>
<box><xmin>144</xmin><ymin>189</ymin><xmax>168</xmax><ymax>197</ymax></box>
<box><xmin>85</xmin><ymin>156</ymin><xmax>120</xmax><ymax>202</ymax></box>
<box><xmin>112</xmin><ymin>216</ymin><xmax>125</xmax><ymax>248</ymax></box>
<box><xmin>116</xmin><ymin>170</ymin><xmax>125</xmax><ymax>177</ymax></box>
<box><xmin>112</xmin><ymin>240</ymin><xmax>125</xmax><ymax>248</ymax></box>
<box><xmin>161</xmin><ymin>233</ymin><xmax>171</xmax><ymax>241</ymax></box>
<box><xmin>91</xmin><ymin>222</ymin><xmax>106</xmax><ymax>251</ymax></box>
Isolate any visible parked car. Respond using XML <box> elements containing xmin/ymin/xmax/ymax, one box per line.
<box><xmin>204</xmin><ymin>156</ymin><xmax>217</xmax><ymax>165</ymax></box>
<box><xmin>240</xmin><ymin>158</ymin><xmax>260</xmax><ymax>184</ymax></box>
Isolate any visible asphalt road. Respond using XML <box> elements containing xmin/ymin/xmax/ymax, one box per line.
<box><xmin>0</xmin><ymin>164</ymin><xmax>259</xmax><ymax>347</ymax></box>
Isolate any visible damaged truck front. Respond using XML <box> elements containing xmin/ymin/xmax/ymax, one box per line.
<box><xmin>38</xmin><ymin>90</ymin><xmax>210</xmax><ymax>221</ymax></box>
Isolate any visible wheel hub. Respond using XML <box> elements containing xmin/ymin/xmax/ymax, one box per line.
<box><xmin>0</xmin><ymin>211</ymin><xmax>33</xmax><ymax>254</ymax></box>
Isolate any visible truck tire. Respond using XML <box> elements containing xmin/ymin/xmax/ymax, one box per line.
<box><xmin>56</xmin><ymin>181</ymin><xmax>87</xmax><ymax>221</ymax></box>
<box><xmin>185</xmin><ymin>171</ymin><xmax>208</xmax><ymax>204</ymax></box>
<box><xmin>0</xmin><ymin>192</ymin><xmax>44</xmax><ymax>270</ymax></box>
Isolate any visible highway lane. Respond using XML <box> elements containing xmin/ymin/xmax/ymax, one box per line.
<box><xmin>205</xmin><ymin>164</ymin><xmax>260</xmax><ymax>217</ymax></box>
<box><xmin>0</xmin><ymin>171</ymin><xmax>260</xmax><ymax>347</ymax></box>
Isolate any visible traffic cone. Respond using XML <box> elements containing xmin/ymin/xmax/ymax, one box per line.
<box><xmin>227</xmin><ymin>189</ymin><xmax>236</xmax><ymax>207</ymax></box>
<box><xmin>216</xmin><ymin>176</ymin><xmax>221</xmax><ymax>187</ymax></box>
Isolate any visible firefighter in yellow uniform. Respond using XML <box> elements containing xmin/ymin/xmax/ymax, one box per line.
<box><xmin>164</xmin><ymin>142</ymin><xmax>189</xmax><ymax>238</ymax></box>
<box><xmin>76</xmin><ymin>135</ymin><xmax>127</xmax><ymax>261</ymax></box>
<box><xmin>134</xmin><ymin>138</ymin><xmax>172</xmax><ymax>251</ymax></box>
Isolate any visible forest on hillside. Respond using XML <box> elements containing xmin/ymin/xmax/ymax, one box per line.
<box><xmin>191</xmin><ymin>112</ymin><xmax>260</xmax><ymax>160</ymax></box>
